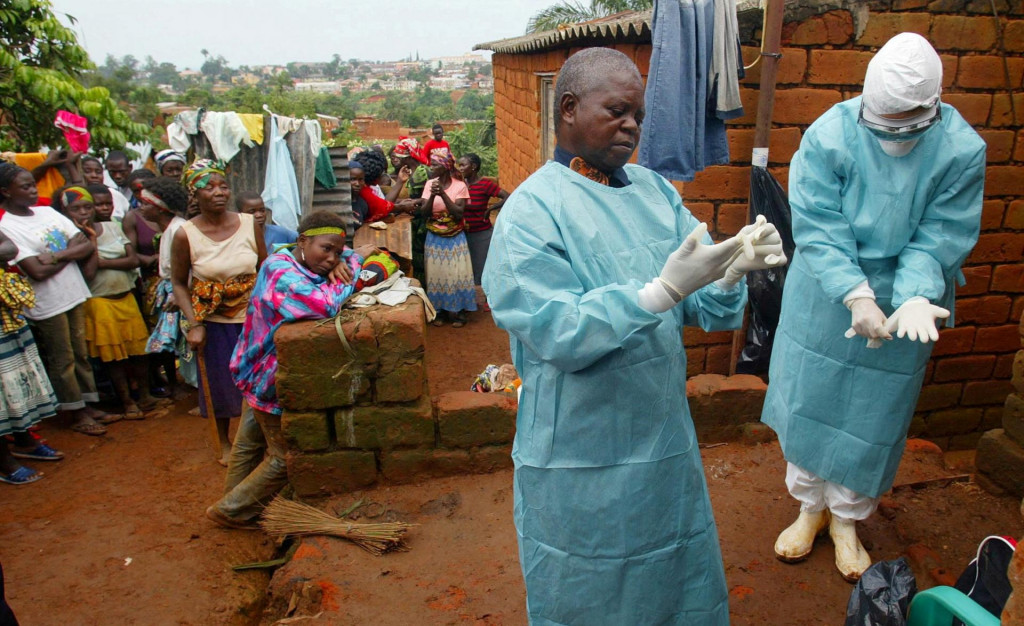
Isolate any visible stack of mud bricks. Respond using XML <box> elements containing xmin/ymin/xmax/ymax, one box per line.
<box><xmin>975</xmin><ymin>310</ymin><xmax>1024</xmax><ymax>497</ymax></box>
<box><xmin>273</xmin><ymin>298</ymin><xmax>516</xmax><ymax>498</ymax></box>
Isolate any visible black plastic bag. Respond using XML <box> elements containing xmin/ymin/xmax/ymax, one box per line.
<box><xmin>844</xmin><ymin>558</ymin><xmax>918</xmax><ymax>626</ymax></box>
<box><xmin>736</xmin><ymin>166</ymin><xmax>795</xmax><ymax>377</ymax></box>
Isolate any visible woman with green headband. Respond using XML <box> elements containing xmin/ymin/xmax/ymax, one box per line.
<box><xmin>172</xmin><ymin>159</ymin><xmax>267</xmax><ymax>465</ymax></box>
<box><xmin>55</xmin><ymin>185</ymin><xmax>170</xmax><ymax>421</ymax></box>
<box><xmin>206</xmin><ymin>211</ymin><xmax>362</xmax><ymax>528</ymax></box>
<box><xmin>0</xmin><ymin>164</ymin><xmax>114</xmax><ymax>437</ymax></box>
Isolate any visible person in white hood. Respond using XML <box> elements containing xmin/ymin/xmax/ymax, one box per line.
<box><xmin>760</xmin><ymin>33</ymin><xmax>986</xmax><ymax>582</ymax></box>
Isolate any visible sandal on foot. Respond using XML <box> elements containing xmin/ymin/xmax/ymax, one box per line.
<box><xmin>144</xmin><ymin>408</ymin><xmax>170</xmax><ymax>419</ymax></box>
<box><xmin>70</xmin><ymin>421</ymin><xmax>107</xmax><ymax>437</ymax></box>
<box><xmin>0</xmin><ymin>465</ymin><xmax>41</xmax><ymax>485</ymax></box>
<box><xmin>92</xmin><ymin>412</ymin><xmax>122</xmax><ymax>425</ymax></box>
<box><xmin>431</xmin><ymin>318</ymin><xmax>446</xmax><ymax>327</ymax></box>
<box><xmin>122</xmin><ymin>407</ymin><xmax>146</xmax><ymax>421</ymax></box>
<box><xmin>138</xmin><ymin>398</ymin><xmax>173</xmax><ymax>411</ymax></box>
<box><xmin>11</xmin><ymin>443</ymin><xmax>64</xmax><ymax>462</ymax></box>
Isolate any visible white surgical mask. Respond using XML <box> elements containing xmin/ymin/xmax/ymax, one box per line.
<box><xmin>877</xmin><ymin>138</ymin><xmax>920</xmax><ymax>157</ymax></box>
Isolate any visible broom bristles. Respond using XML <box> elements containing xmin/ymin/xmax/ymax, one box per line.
<box><xmin>260</xmin><ymin>496</ymin><xmax>414</xmax><ymax>556</ymax></box>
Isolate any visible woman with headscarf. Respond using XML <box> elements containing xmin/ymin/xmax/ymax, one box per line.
<box><xmin>389</xmin><ymin>138</ymin><xmax>432</xmax><ymax>279</ymax></box>
<box><xmin>154</xmin><ymin>150</ymin><xmax>187</xmax><ymax>180</ymax></box>
<box><xmin>418</xmin><ymin>152</ymin><xmax>475</xmax><ymax>327</ymax></box>
<box><xmin>141</xmin><ymin>177</ymin><xmax>195</xmax><ymax>395</ymax></box>
<box><xmin>171</xmin><ymin>159</ymin><xmax>267</xmax><ymax>465</ymax></box>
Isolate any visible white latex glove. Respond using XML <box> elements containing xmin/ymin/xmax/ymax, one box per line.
<box><xmin>720</xmin><ymin>215</ymin><xmax>788</xmax><ymax>286</ymax></box>
<box><xmin>884</xmin><ymin>296</ymin><xmax>950</xmax><ymax>343</ymax></box>
<box><xmin>637</xmin><ymin>223</ymin><xmax>746</xmax><ymax>313</ymax></box>
<box><xmin>844</xmin><ymin>298</ymin><xmax>891</xmax><ymax>349</ymax></box>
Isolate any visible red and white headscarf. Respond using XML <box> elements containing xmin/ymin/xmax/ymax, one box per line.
<box><xmin>393</xmin><ymin>137</ymin><xmax>428</xmax><ymax>165</ymax></box>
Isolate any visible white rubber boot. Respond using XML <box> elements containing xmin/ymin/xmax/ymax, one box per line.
<box><xmin>774</xmin><ymin>509</ymin><xmax>831</xmax><ymax>563</ymax></box>
<box><xmin>830</xmin><ymin>514</ymin><xmax>872</xmax><ymax>583</ymax></box>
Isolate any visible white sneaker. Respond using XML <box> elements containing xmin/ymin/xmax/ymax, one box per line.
<box><xmin>774</xmin><ymin>509</ymin><xmax>831</xmax><ymax>563</ymax></box>
<box><xmin>830</xmin><ymin>514</ymin><xmax>872</xmax><ymax>582</ymax></box>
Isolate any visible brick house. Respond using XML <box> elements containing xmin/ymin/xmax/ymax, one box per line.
<box><xmin>476</xmin><ymin>0</ymin><xmax>1024</xmax><ymax>449</ymax></box>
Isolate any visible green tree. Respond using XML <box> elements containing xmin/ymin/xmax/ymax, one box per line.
<box><xmin>0</xmin><ymin>0</ymin><xmax>148</xmax><ymax>151</ymax></box>
<box><xmin>148</xmin><ymin>61</ymin><xmax>181</xmax><ymax>88</ymax></box>
<box><xmin>526</xmin><ymin>0</ymin><xmax>651</xmax><ymax>33</ymax></box>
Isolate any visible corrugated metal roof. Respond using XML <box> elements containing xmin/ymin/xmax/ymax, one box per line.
<box><xmin>475</xmin><ymin>2</ymin><xmax>762</xmax><ymax>55</ymax></box>
<box><xmin>475</xmin><ymin>9</ymin><xmax>653</xmax><ymax>54</ymax></box>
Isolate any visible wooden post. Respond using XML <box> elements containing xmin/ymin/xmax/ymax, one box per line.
<box><xmin>196</xmin><ymin>353</ymin><xmax>222</xmax><ymax>460</ymax></box>
<box><xmin>730</xmin><ymin>0</ymin><xmax>787</xmax><ymax>375</ymax></box>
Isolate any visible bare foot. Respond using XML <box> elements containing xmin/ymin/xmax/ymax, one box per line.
<box><xmin>218</xmin><ymin>449</ymin><xmax>231</xmax><ymax>467</ymax></box>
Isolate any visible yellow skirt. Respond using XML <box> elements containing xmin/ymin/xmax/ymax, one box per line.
<box><xmin>83</xmin><ymin>293</ymin><xmax>150</xmax><ymax>362</ymax></box>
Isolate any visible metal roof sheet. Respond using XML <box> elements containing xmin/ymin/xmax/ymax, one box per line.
<box><xmin>475</xmin><ymin>2</ymin><xmax>762</xmax><ymax>55</ymax></box>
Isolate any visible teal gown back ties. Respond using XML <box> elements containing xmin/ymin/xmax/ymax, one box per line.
<box><xmin>762</xmin><ymin>97</ymin><xmax>985</xmax><ymax>499</ymax></box>
<box><xmin>483</xmin><ymin>162</ymin><xmax>747</xmax><ymax>625</ymax></box>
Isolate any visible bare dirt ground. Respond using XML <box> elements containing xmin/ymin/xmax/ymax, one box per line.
<box><xmin>2</xmin><ymin>308</ymin><xmax>1022</xmax><ymax>625</ymax></box>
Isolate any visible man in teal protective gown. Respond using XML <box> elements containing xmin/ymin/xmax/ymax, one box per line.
<box><xmin>483</xmin><ymin>47</ymin><xmax>786</xmax><ymax>625</ymax></box>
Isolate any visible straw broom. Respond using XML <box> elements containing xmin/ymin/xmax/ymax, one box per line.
<box><xmin>260</xmin><ymin>496</ymin><xmax>414</xmax><ymax>556</ymax></box>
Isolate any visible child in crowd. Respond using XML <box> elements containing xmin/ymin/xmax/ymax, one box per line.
<box><xmin>80</xmin><ymin>156</ymin><xmax>128</xmax><ymax>221</ymax></box>
<box><xmin>206</xmin><ymin>211</ymin><xmax>362</xmax><ymax>528</ymax></box>
<box><xmin>124</xmin><ymin>169</ymin><xmax>155</xmax><ymax>209</ymax></box>
<box><xmin>0</xmin><ymin>225</ymin><xmax>64</xmax><ymax>484</ymax></box>
<box><xmin>422</xmin><ymin>123</ymin><xmax>451</xmax><ymax>160</ymax></box>
<box><xmin>86</xmin><ymin>184</ymin><xmax>116</xmax><ymax>223</ymax></box>
<box><xmin>140</xmin><ymin>177</ymin><xmax>196</xmax><ymax>392</ymax></box>
<box><xmin>235</xmin><ymin>191</ymin><xmax>297</xmax><ymax>252</ymax></box>
<box><xmin>55</xmin><ymin>186</ymin><xmax>167</xmax><ymax>420</ymax></box>
<box><xmin>0</xmin><ymin>164</ymin><xmax>113</xmax><ymax>436</ymax></box>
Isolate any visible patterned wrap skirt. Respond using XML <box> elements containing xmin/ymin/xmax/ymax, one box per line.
<box><xmin>0</xmin><ymin>326</ymin><xmax>58</xmax><ymax>436</ymax></box>
<box><xmin>424</xmin><ymin>232</ymin><xmax>478</xmax><ymax>314</ymax></box>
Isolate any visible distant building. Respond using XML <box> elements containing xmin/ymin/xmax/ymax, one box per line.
<box><xmin>433</xmin><ymin>53</ymin><xmax>487</xmax><ymax>67</ymax></box>
<box><xmin>295</xmin><ymin>81</ymin><xmax>343</xmax><ymax>94</ymax></box>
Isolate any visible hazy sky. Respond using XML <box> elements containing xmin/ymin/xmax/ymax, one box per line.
<box><xmin>53</xmin><ymin>0</ymin><xmax>560</xmax><ymax>70</ymax></box>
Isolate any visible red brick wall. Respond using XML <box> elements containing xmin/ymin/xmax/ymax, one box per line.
<box><xmin>490</xmin><ymin>1</ymin><xmax>1024</xmax><ymax>447</ymax></box>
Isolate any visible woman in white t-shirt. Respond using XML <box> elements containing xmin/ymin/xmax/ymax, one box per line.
<box><xmin>0</xmin><ymin>164</ymin><xmax>114</xmax><ymax>436</ymax></box>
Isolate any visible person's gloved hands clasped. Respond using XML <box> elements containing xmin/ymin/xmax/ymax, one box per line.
<box><xmin>637</xmin><ymin>223</ymin><xmax>745</xmax><ymax>313</ymax></box>
<box><xmin>719</xmin><ymin>215</ymin><xmax>788</xmax><ymax>286</ymax></box>
<box><xmin>844</xmin><ymin>297</ymin><xmax>891</xmax><ymax>348</ymax></box>
<box><xmin>884</xmin><ymin>296</ymin><xmax>949</xmax><ymax>343</ymax></box>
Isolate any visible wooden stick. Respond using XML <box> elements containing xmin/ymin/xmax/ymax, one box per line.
<box><xmin>891</xmin><ymin>474</ymin><xmax>971</xmax><ymax>491</ymax></box>
<box><xmin>196</xmin><ymin>352</ymin><xmax>222</xmax><ymax>459</ymax></box>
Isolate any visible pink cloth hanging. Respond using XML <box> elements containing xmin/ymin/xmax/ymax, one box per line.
<box><xmin>54</xmin><ymin>110</ymin><xmax>90</xmax><ymax>153</ymax></box>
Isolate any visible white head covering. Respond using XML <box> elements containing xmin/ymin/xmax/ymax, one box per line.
<box><xmin>155</xmin><ymin>148</ymin><xmax>187</xmax><ymax>169</ymax></box>
<box><xmin>863</xmin><ymin>33</ymin><xmax>942</xmax><ymax>116</ymax></box>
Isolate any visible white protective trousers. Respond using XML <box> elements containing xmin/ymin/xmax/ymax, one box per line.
<box><xmin>786</xmin><ymin>463</ymin><xmax>880</xmax><ymax>521</ymax></box>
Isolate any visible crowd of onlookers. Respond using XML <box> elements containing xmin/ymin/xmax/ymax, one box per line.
<box><xmin>0</xmin><ymin>123</ymin><xmax>507</xmax><ymax>504</ymax></box>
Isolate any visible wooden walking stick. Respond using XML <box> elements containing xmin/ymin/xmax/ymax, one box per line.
<box><xmin>196</xmin><ymin>350</ymin><xmax>222</xmax><ymax>461</ymax></box>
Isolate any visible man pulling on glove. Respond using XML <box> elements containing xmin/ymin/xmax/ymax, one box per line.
<box><xmin>483</xmin><ymin>47</ymin><xmax>785</xmax><ymax>625</ymax></box>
